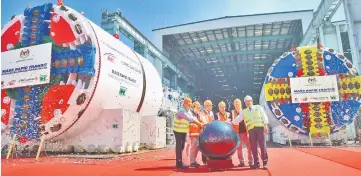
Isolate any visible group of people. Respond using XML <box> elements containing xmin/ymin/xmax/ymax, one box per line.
<box><xmin>172</xmin><ymin>95</ymin><xmax>269</xmax><ymax>170</ymax></box>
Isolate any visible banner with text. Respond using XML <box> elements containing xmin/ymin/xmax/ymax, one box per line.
<box><xmin>1</xmin><ymin>43</ymin><xmax>52</xmax><ymax>89</ymax></box>
<box><xmin>290</xmin><ymin>75</ymin><xmax>339</xmax><ymax>103</ymax></box>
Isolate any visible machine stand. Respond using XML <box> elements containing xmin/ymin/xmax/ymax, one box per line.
<box><xmin>207</xmin><ymin>158</ymin><xmax>233</xmax><ymax>171</ymax></box>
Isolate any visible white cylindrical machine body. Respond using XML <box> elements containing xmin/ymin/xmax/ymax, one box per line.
<box><xmin>1</xmin><ymin>4</ymin><xmax>163</xmax><ymax>144</ymax></box>
<box><xmin>46</xmin><ymin>7</ymin><xmax>163</xmax><ymax>141</ymax></box>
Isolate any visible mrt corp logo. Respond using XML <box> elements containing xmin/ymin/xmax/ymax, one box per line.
<box><xmin>20</xmin><ymin>49</ymin><xmax>30</xmax><ymax>58</ymax></box>
<box><xmin>39</xmin><ymin>74</ymin><xmax>47</xmax><ymax>82</ymax></box>
<box><xmin>119</xmin><ymin>86</ymin><xmax>127</xmax><ymax>96</ymax></box>
<box><xmin>308</xmin><ymin>77</ymin><xmax>316</xmax><ymax>84</ymax></box>
<box><xmin>104</xmin><ymin>53</ymin><xmax>115</xmax><ymax>63</ymax></box>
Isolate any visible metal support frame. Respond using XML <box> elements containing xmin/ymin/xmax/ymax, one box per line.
<box><xmin>328</xmin><ymin>134</ymin><xmax>333</xmax><ymax>146</ymax></box>
<box><xmin>288</xmin><ymin>133</ymin><xmax>293</xmax><ymax>147</ymax></box>
<box><xmin>194</xmin><ymin>60</ymin><xmax>274</xmax><ymax>70</ymax></box>
<box><xmin>300</xmin><ymin>0</ymin><xmax>342</xmax><ymax>46</ymax></box>
<box><xmin>319</xmin><ymin>26</ymin><xmax>326</xmax><ymax>45</ymax></box>
<box><xmin>343</xmin><ymin>0</ymin><xmax>361</xmax><ymax>72</ymax></box>
<box><xmin>309</xmin><ymin>133</ymin><xmax>314</xmax><ymax>146</ymax></box>
<box><xmin>35</xmin><ymin>135</ymin><xmax>46</xmax><ymax>161</ymax></box>
<box><xmin>6</xmin><ymin>134</ymin><xmax>17</xmax><ymax>160</ymax></box>
<box><xmin>173</xmin><ymin>34</ymin><xmax>295</xmax><ymax>51</ymax></box>
<box><xmin>335</xmin><ymin>24</ymin><xmax>344</xmax><ymax>53</ymax></box>
<box><xmin>192</xmin><ymin>49</ymin><xmax>284</xmax><ymax>62</ymax></box>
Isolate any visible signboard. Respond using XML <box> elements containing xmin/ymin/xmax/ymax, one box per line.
<box><xmin>1</xmin><ymin>43</ymin><xmax>52</xmax><ymax>89</ymax></box>
<box><xmin>290</xmin><ymin>75</ymin><xmax>339</xmax><ymax>103</ymax></box>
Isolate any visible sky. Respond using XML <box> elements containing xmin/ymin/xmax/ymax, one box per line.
<box><xmin>2</xmin><ymin>0</ymin><xmax>346</xmax><ymax>45</ymax></box>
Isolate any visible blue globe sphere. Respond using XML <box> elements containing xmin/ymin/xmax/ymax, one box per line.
<box><xmin>198</xmin><ymin>121</ymin><xmax>240</xmax><ymax>160</ymax></box>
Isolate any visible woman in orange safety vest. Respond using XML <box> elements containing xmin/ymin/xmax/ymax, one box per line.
<box><xmin>230</xmin><ymin>99</ymin><xmax>253</xmax><ymax>167</ymax></box>
<box><xmin>216</xmin><ymin>101</ymin><xmax>230</xmax><ymax>121</ymax></box>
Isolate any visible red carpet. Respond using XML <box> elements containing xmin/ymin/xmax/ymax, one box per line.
<box><xmin>295</xmin><ymin>147</ymin><xmax>361</xmax><ymax>170</ymax></box>
<box><xmin>2</xmin><ymin>148</ymin><xmax>361</xmax><ymax>176</ymax></box>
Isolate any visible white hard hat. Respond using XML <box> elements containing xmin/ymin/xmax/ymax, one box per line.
<box><xmin>244</xmin><ymin>95</ymin><xmax>253</xmax><ymax>102</ymax></box>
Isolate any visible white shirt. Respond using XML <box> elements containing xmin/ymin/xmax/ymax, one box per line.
<box><xmin>200</xmin><ymin>110</ymin><xmax>214</xmax><ymax>122</ymax></box>
<box><xmin>230</xmin><ymin>105</ymin><xmax>269</xmax><ymax>125</ymax></box>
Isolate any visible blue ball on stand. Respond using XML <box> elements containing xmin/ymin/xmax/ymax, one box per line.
<box><xmin>198</xmin><ymin>121</ymin><xmax>240</xmax><ymax>160</ymax></box>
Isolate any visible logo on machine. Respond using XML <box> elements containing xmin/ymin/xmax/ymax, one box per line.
<box><xmin>308</xmin><ymin>77</ymin><xmax>316</xmax><ymax>84</ymax></box>
<box><xmin>104</xmin><ymin>53</ymin><xmax>115</xmax><ymax>63</ymax></box>
<box><xmin>7</xmin><ymin>80</ymin><xmax>16</xmax><ymax>86</ymax></box>
<box><xmin>119</xmin><ymin>86</ymin><xmax>127</xmax><ymax>96</ymax></box>
<box><xmin>39</xmin><ymin>74</ymin><xmax>47</xmax><ymax>82</ymax></box>
<box><xmin>18</xmin><ymin>77</ymin><xmax>38</xmax><ymax>84</ymax></box>
<box><xmin>20</xmin><ymin>49</ymin><xmax>30</xmax><ymax>58</ymax></box>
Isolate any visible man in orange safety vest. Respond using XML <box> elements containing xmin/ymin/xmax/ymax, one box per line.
<box><xmin>199</xmin><ymin>100</ymin><xmax>214</xmax><ymax>164</ymax></box>
<box><xmin>188</xmin><ymin>101</ymin><xmax>203</xmax><ymax>167</ymax></box>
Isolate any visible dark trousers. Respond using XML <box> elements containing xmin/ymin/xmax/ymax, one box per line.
<box><xmin>249</xmin><ymin>127</ymin><xmax>268</xmax><ymax>165</ymax></box>
<box><xmin>202</xmin><ymin>154</ymin><xmax>208</xmax><ymax>164</ymax></box>
<box><xmin>173</xmin><ymin>131</ymin><xmax>187</xmax><ymax>164</ymax></box>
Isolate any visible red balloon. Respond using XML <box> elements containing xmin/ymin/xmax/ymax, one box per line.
<box><xmin>113</xmin><ymin>34</ymin><xmax>119</xmax><ymax>39</ymax></box>
<box><xmin>19</xmin><ymin>136</ymin><xmax>27</xmax><ymax>144</ymax></box>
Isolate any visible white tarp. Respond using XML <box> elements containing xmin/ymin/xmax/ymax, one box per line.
<box><xmin>290</xmin><ymin>75</ymin><xmax>339</xmax><ymax>103</ymax></box>
<box><xmin>1</xmin><ymin>43</ymin><xmax>52</xmax><ymax>89</ymax></box>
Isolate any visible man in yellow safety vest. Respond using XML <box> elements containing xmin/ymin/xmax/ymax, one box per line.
<box><xmin>173</xmin><ymin>97</ymin><xmax>203</xmax><ymax>169</ymax></box>
<box><xmin>228</xmin><ymin>95</ymin><xmax>269</xmax><ymax>170</ymax></box>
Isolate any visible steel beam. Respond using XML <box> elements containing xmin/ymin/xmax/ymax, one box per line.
<box><xmin>193</xmin><ymin>60</ymin><xmax>275</xmax><ymax>70</ymax></box>
<box><xmin>343</xmin><ymin>0</ymin><xmax>361</xmax><ymax>72</ymax></box>
<box><xmin>300</xmin><ymin>0</ymin><xmax>342</xmax><ymax>46</ymax></box>
<box><xmin>190</xmin><ymin>49</ymin><xmax>284</xmax><ymax>61</ymax></box>
<box><xmin>173</xmin><ymin>34</ymin><xmax>295</xmax><ymax>51</ymax></box>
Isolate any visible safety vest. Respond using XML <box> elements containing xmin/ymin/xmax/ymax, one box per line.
<box><xmin>189</xmin><ymin>112</ymin><xmax>202</xmax><ymax>136</ymax></box>
<box><xmin>201</xmin><ymin>110</ymin><xmax>213</xmax><ymax>124</ymax></box>
<box><xmin>217</xmin><ymin>112</ymin><xmax>230</xmax><ymax>121</ymax></box>
<box><xmin>232</xmin><ymin>110</ymin><xmax>248</xmax><ymax>135</ymax></box>
<box><xmin>244</xmin><ymin>105</ymin><xmax>265</xmax><ymax>131</ymax></box>
<box><xmin>173</xmin><ymin>108</ymin><xmax>190</xmax><ymax>133</ymax></box>
<box><xmin>231</xmin><ymin>110</ymin><xmax>240</xmax><ymax>133</ymax></box>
